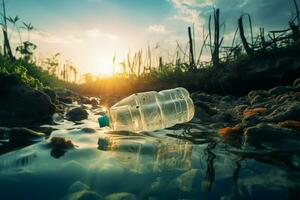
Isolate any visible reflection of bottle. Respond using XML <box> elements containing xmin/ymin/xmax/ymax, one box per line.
<box><xmin>98</xmin><ymin>87</ymin><xmax>195</xmax><ymax>132</ymax></box>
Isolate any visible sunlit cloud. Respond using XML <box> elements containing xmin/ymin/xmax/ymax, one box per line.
<box><xmin>85</xmin><ymin>27</ymin><xmax>119</xmax><ymax>40</ymax></box>
<box><xmin>148</xmin><ymin>25</ymin><xmax>166</xmax><ymax>33</ymax></box>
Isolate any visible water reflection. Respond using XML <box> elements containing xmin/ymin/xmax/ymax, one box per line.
<box><xmin>97</xmin><ymin>133</ymin><xmax>193</xmax><ymax>172</ymax></box>
<box><xmin>202</xmin><ymin>142</ymin><xmax>216</xmax><ymax>191</ymax></box>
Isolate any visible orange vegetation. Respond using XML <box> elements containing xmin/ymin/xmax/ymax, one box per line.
<box><xmin>278</xmin><ymin>120</ymin><xmax>300</xmax><ymax>132</ymax></box>
<box><xmin>219</xmin><ymin>125</ymin><xmax>241</xmax><ymax>136</ymax></box>
<box><xmin>243</xmin><ymin>107</ymin><xmax>267</xmax><ymax>117</ymax></box>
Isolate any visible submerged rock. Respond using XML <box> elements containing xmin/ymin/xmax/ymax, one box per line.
<box><xmin>105</xmin><ymin>192</ymin><xmax>137</xmax><ymax>200</ymax></box>
<box><xmin>66</xmin><ymin>107</ymin><xmax>89</xmax><ymax>121</ymax></box>
<box><xmin>67</xmin><ymin>181</ymin><xmax>91</xmax><ymax>194</ymax></box>
<box><xmin>63</xmin><ymin>191</ymin><xmax>103</xmax><ymax>200</ymax></box>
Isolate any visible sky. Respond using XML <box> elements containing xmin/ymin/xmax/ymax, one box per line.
<box><xmin>5</xmin><ymin>0</ymin><xmax>299</xmax><ymax>76</ymax></box>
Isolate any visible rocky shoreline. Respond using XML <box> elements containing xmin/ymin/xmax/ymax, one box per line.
<box><xmin>1</xmin><ymin>72</ymin><xmax>300</xmax><ymax>156</ymax></box>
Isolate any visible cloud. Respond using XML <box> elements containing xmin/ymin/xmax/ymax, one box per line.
<box><xmin>10</xmin><ymin>29</ymin><xmax>83</xmax><ymax>45</ymax></box>
<box><xmin>170</xmin><ymin>0</ymin><xmax>296</xmax><ymax>29</ymax></box>
<box><xmin>85</xmin><ymin>27</ymin><xmax>119</xmax><ymax>40</ymax></box>
<box><xmin>148</xmin><ymin>25</ymin><xmax>166</xmax><ymax>33</ymax></box>
<box><xmin>169</xmin><ymin>0</ymin><xmax>211</xmax><ymax>25</ymax></box>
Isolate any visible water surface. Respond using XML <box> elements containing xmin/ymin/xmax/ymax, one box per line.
<box><xmin>0</xmin><ymin>107</ymin><xmax>299</xmax><ymax>200</ymax></box>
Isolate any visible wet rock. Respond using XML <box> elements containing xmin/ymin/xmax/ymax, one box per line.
<box><xmin>66</xmin><ymin>107</ymin><xmax>89</xmax><ymax>121</ymax></box>
<box><xmin>275</xmin><ymin>94</ymin><xmax>291</xmax><ymax>104</ymax></box>
<box><xmin>293</xmin><ymin>77</ymin><xmax>300</xmax><ymax>88</ymax></box>
<box><xmin>248</xmin><ymin>90</ymin><xmax>268</xmax><ymax>100</ymax></box>
<box><xmin>9</xmin><ymin>128</ymin><xmax>45</xmax><ymax>144</ymax></box>
<box><xmin>105</xmin><ymin>192</ymin><xmax>137</xmax><ymax>200</ymax></box>
<box><xmin>68</xmin><ymin>181</ymin><xmax>91</xmax><ymax>194</ymax></box>
<box><xmin>49</xmin><ymin>137</ymin><xmax>75</xmax><ymax>158</ymax></box>
<box><xmin>268</xmin><ymin>86</ymin><xmax>295</xmax><ymax>96</ymax></box>
<box><xmin>59</xmin><ymin>96</ymin><xmax>75</xmax><ymax>104</ymax></box>
<box><xmin>0</xmin><ymin>74</ymin><xmax>56</xmax><ymax>126</ymax></box>
<box><xmin>232</xmin><ymin>105</ymin><xmax>248</xmax><ymax>118</ymax></box>
<box><xmin>194</xmin><ymin>101</ymin><xmax>218</xmax><ymax>116</ymax></box>
<box><xmin>213</xmin><ymin>112</ymin><xmax>235</xmax><ymax>123</ymax></box>
<box><xmin>55</xmin><ymin>88</ymin><xmax>79</xmax><ymax>104</ymax></box>
<box><xmin>90</xmin><ymin>98</ymin><xmax>99</xmax><ymax>107</ymax></box>
<box><xmin>168</xmin><ymin>169</ymin><xmax>199</xmax><ymax>193</ymax></box>
<box><xmin>191</xmin><ymin>92</ymin><xmax>214</xmax><ymax>103</ymax></box>
<box><xmin>50</xmin><ymin>137</ymin><xmax>75</xmax><ymax>149</ymax></box>
<box><xmin>278</xmin><ymin>120</ymin><xmax>300</xmax><ymax>132</ymax></box>
<box><xmin>241</xmin><ymin>114</ymin><xmax>261</xmax><ymax>128</ymax></box>
<box><xmin>244</xmin><ymin>123</ymin><xmax>300</xmax><ymax>149</ymax></box>
<box><xmin>81</xmin><ymin>97</ymin><xmax>99</xmax><ymax>107</ymax></box>
<box><xmin>265</xmin><ymin>102</ymin><xmax>300</xmax><ymax>122</ymax></box>
<box><xmin>243</xmin><ymin>107</ymin><xmax>267</xmax><ymax>117</ymax></box>
<box><xmin>221</xmin><ymin>95</ymin><xmax>235</xmax><ymax>102</ymax></box>
<box><xmin>43</xmin><ymin>88</ymin><xmax>58</xmax><ymax>104</ymax></box>
<box><xmin>250</xmin><ymin>95</ymin><xmax>264</xmax><ymax>105</ymax></box>
<box><xmin>81</xmin><ymin>128</ymin><xmax>97</xmax><ymax>133</ymax></box>
<box><xmin>63</xmin><ymin>191</ymin><xmax>103</xmax><ymax>200</ymax></box>
<box><xmin>80</xmin><ymin>96</ymin><xmax>92</xmax><ymax>104</ymax></box>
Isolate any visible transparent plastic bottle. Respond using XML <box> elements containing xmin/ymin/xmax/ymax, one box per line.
<box><xmin>98</xmin><ymin>87</ymin><xmax>195</xmax><ymax>132</ymax></box>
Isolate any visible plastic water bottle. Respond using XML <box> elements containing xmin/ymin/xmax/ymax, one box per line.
<box><xmin>98</xmin><ymin>87</ymin><xmax>195</xmax><ymax>132</ymax></box>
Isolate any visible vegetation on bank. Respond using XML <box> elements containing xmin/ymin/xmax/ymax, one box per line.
<box><xmin>0</xmin><ymin>0</ymin><xmax>299</xmax><ymax>97</ymax></box>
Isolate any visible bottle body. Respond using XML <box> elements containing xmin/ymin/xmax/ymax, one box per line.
<box><xmin>104</xmin><ymin>87</ymin><xmax>194</xmax><ymax>132</ymax></box>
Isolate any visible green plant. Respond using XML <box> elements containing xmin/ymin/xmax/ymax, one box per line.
<box><xmin>16</xmin><ymin>41</ymin><xmax>37</xmax><ymax>61</ymax></box>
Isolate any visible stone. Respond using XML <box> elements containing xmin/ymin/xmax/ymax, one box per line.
<box><xmin>244</xmin><ymin>123</ymin><xmax>300</xmax><ymax>150</ymax></box>
<box><xmin>49</xmin><ymin>137</ymin><xmax>75</xmax><ymax>149</ymax></box>
<box><xmin>68</xmin><ymin>181</ymin><xmax>90</xmax><ymax>194</ymax></box>
<box><xmin>278</xmin><ymin>120</ymin><xmax>300</xmax><ymax>132</ymax></box>
<box><xmin>191</xmin><ymin>92</ymin><xmax>214</xmax><ymax>103</ymax></box>
<box><xmin>248</xmin><ymin>90</ymin><xmax>268</xmax><ymax>100</ymax></box>
<box><xmin>265</xmin><ymin>102</ymin><xmax>300</xmax><ymax>122</ymax></box>
<box><xmin>0</xmin><ymin>74</ymin><xmax>56</xmax><ymax>126</ymax></box>
<box><xmin>168</xmin><ymin>169</ymin><xmax>199</xmax><ymax>193</ymax></box>
<box><xmin>63</xmin><ymin>191</ymin><xmax>103</xmax><ymax>200</ymax></box>
<box><xmin>49</xmin><ymin>137</ymin><xmax>75</xmax><ymax>158</ymax></box>
<box><xmin>105</xmin><ymin>192</ymin><xmax>137</xmax><ymax>200</ymax></box>
<box><xmin>293</xmin><ymin>77</ymin><xmax>300</xmax><ymax>88</ymax></box>
<box><xmin>250</xmin><ymin>95</ymin><xmax>264</xmax><ymax>105</ymax></box>
<box><xmin>66</xmin><ymin>107</ymin><xmax>89</xmax><ymax>121</ymax></box>
<box><xmin>90</xmin><ymin>98</ymin><xmax>99</xmax><ymax>107</ymax></box>
<box><xmin>43</xmin><ymin>88</ymin><xmax>58</xmax><ymax>104</ymax></box>
<box><xmin>243</xmin><ymin>107</ymin><xmax>267</xmax><ymax>117</ymax></box>
<box><xmin>59</xmin><ymin>96</ymin><xmax>74</xmax><ymax>104</ymax></box>
<box><xmin>81</xmin><ymin>128</ymin><xmax>97</xmax><ymax>133</ymax></box>
<box><xmin>268</xmin><ymin>86</ymin><xmax>295</xmax><ymax>96</ymax></box>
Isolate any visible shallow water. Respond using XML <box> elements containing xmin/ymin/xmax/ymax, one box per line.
<box><xmin>0</xmin><ymin>106</ymin><xmax>300</xmax><ymax>200</ymax></box>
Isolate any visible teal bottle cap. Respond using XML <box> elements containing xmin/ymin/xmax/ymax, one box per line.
<box><xmin>98</xmin><ymin>115</ymin><xmax>110</xmax><ymax>128</ymax></box>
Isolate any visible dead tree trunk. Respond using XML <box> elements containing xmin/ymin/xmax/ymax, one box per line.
<box><xmin>1</xmin><ymin>0</ymin><xmax>14</xmax><ymax>61</ymax></box>
<box><xmin>188</xmin><ymin>26</ymin><xmax>196</xmax><ymax>70</ymax></box>
<box><xmin>238</xmin><ymin>17</ymin><xmax>253</xmax><ymax>56</ymax></box>
<box><xmin>212</xmin><ymin>9</ymin><xmax>220</xmax><ymax>68</ymax></box>
<box><xmin>159</xmin><ymin>57</ymin><xmax>163</xmax><ymax>71</ymax></box>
